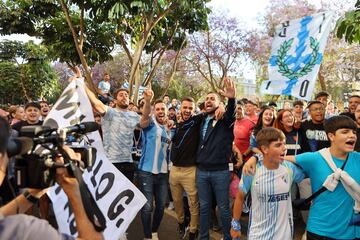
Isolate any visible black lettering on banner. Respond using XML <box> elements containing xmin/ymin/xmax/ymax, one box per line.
<box><xmin>90</xmin><ymin>159</ymin><xmax>103</xmax><ymax>187</ymax></box>
<box><xmin>278</xmin><ymin>21</ymin><xmax>290</xmax><ymax>37</ymax></box>
<box><xmin>299</xmin><ymin>80</ymin><xmax>309</xmax><ymax>97</ymax></box>
<box><xmin>64</xmin><ymin>202</ymin><xmax>77</xmax><ymax>235</ymax></box>
<box><xmin>95</xmin><ymin>172</ymin><xmax>115</xmax><ymax>201</ymax></box>
<box><xmin>265</xmin><ymin>81</ymin><xmax>271</xmax><ymax>90</ymax></box>
<box><xmin>108</xmin><ymin>190</ymin><xmax>135</xmax><ymax>227</ymax></box>
<box><xmin>319</xmin><ymin>13</ymin><xmax>326</xmax><ymax>33</ymax></box>
<box><xmin>55</xmin><ymin>185</ymin><xmax>62</xmax><ymax>195</ymax></box>
<box><xmin>55</xmin><ymin>88</ymin><xmax>79</xmax><ymax>119</ymax></box>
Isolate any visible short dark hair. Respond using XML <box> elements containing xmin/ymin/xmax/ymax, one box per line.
<box><xmin>25</xmin><ymin>102</ymin><xmax>41</xmax><ymax>110</ymax></box>
<box><xmin>256</xmin><ymin>127</ymin><xmax>285</xmax><ymax>148</ymax></box>
<box><xmin>199</xmin><ymin>102</ymin><xmax>205</xmax><ymax>110</ymax></box>
<box><xmin>324</xmin><ymin>115</ymin><xmax>357</xmax><ymax>134</ymax></box>
<box><xmin>154</xmin><ymin>99</ymin><xmax>164</xmax><ymax>106</ymax></box>
<box><xmin>113</xmin><ymin>88</ymin><xmax>129</xmax><ymax>98</ymax></box>
<box><xmin>349</xmin><ymin>95</ymin><xmax>360</xmax><ymax>100</ymax></box>
<box><xmin>268</xmin><ymin>101</ymin><xmax>277</xmax><ymax>107</ymax></box>
<box><xmin>39</xmin><ymin>100</ymin><xmax>49</xmax><ymax>105</ymax></box>
<box><xmin>293</xmin><ymin>100</ymin><xmax>304</xmax><ymax>107</ymax></box>
<box><xmin>236</xmin><ymin>100</ymin><xmax>244</xmax><ymax>105</ymax></box>
<box><xmin>206</xmin><ymin>92</ymin><xmax>221</xmax><ymax>101</ymax></box>
<box><xmin>315</xmin><ymin>91</ymin><xmax>330</xmax><ymax>100</ymax></box>
<box><xmin>307</xmin><ymin>100</ymin><xmax>323</xmax><ymax>109</ymax></box>
<box><xmin>0</xmin><ymin>117</ymin><xmax>10</xmax><ymax>154</ymax></box>
<box><xmin>168</xmin><ymin>107</ymin><xmax>176</xmax><ymax>111</ymax></box>
<box><xmin>181</xmin><ymin>97</ymin><xmax>195</xmax><ymax>103</ymax></box>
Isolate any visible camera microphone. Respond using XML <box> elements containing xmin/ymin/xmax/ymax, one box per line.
<box><xmin>61</xmin><ymin>122</ymin><xmax>100</xmax><ymax>134</ymax></box>
<box><xmin>7</xmin><ymin>137</ymin><xmax>34</xmax><ymax>158</ymax></box>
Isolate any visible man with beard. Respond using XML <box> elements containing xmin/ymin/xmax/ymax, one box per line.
<box><xmin>341</xmin><ymin>95</ymin><xmax>360</xmax><ymax>120</ymax></box>
<box><xmin>196</xmin><ymin>77</ymin><xmax>236</xmax><ymax>240</ymax></box>
<box><xmin>83</xmin><ymin>77</ymin><xmax>153</xmax><ymax>181</ymax></box>
<box><xmin>137</xmin><ymin>100</ymin><xmax>172</xmax><ymax>240</ymax></box>
<box><xmin>355</xmin><ymin>104</ymin><xmax>360</xmax><ymax>152</ymax></box>
<box><xmin>169</xmin><ymin>97</ymin><xmax>222</xmax><ymax>239</ymax></box>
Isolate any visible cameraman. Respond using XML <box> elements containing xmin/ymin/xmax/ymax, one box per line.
<box><xmin>0</xmin><ymin>117</ymin><xmax>103</xmax><ymax>240</ymax></box>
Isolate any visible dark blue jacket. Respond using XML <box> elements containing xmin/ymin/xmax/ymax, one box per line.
<box><xmin>196</xmin><ymin>98</ymin><xmax>235</xmax><ymax>171</ymax></box>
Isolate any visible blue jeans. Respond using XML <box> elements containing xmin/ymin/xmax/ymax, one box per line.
<box><xmin>196</xmin><ymin>169</ymin><xmax>231</xmax><ymax>240</ymax></box>
<box><xmin>138</xmin><ymin>170</ymin><xmax>168</xmax><ymax>238</ymax></box>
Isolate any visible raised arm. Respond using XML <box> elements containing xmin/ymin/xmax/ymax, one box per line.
<box><xmin>139</xmin><ymin>88</ymin><xmax>154</xmax><ymax>128</ymax></box>
<box><xmin>70</xmin><ymin>67</ymin><xmax>106</xmax><ymax>115</ymax></box>
<box><xmin>219</xmin><ymin>77</ymin><xmax>236</xmax><ymax>121</ymax></box>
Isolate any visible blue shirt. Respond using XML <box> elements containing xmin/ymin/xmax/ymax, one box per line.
<box><xmin>296</xmin><ymin>151</ymin><xmax>360</xmax><ymax>239</ymax></box>
<box><xmin>138</xmin><ymin>118</ymin><xmax>171</xmax><ymax>174</ymax></box>
<box><xmin>201</xmin><ymin>116</ymin><xmax>213</xmax><ymax>140</ymax></box>
<box><xmin>249</xmin><ymin>133</ymin><xmax>257</xmax><ymax>150</ymax></box>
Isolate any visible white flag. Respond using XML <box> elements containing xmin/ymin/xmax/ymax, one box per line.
<box><xmin>261</xmin><ymin>12</ymin><xmax>333</xmax><ymax>100</ymax></box>
<box><xmin>45</xmin><ymin>78</ymin><xmax>146</xmax><ymax>240</ymax></box>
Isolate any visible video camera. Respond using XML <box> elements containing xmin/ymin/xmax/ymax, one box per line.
<box><xmin>7</xmin><ymin>122</ymin><xmax>99</xmax><ymax>188</ymax></box>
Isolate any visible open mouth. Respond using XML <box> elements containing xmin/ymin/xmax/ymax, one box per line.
<box><xmin>345</xmin><ymin>140</ymin><xmax>355</xmax><ymax>147</ymax></box>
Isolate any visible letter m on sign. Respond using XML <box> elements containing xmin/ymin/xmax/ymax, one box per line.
<box><xmin>55</xmin><ymin>88</ymin><xmax>80</xmax><ymax>119</ymax></box>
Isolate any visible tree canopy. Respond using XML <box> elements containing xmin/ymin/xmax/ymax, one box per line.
<box><xmin>336</xmin><ymin>0</ymin><xmax>360</xmax><ymax>44</ymax></box>
<box><xmin>0</xmin><ymin>40</ymin><xmax>60</xmax><ymax>104</ymax></box>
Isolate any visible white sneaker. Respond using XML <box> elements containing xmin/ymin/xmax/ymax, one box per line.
<box><xmin>167</xmin><ymin>201</ymin><xmax>175</xmax><ymax>210</ymax></box>
<box><xmin>152</xmin><ymin>232</ymin><xmax>159</xmax><ymax>240</ymax></box>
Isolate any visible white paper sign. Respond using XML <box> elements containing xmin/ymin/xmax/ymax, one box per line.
<box><xmin>262</xmin><ymin>12</ymin><xmax>333</xmax><ymax>100</ymax></box>
<box><xmin>46</xmin><ymin>78</ymin><xmax>146</xmax><ymax>239</ymax></box>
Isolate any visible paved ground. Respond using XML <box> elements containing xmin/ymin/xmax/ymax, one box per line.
<box><xmin>127</xmin><ymin>208</ymin><xmax>306</xmax><ymax>240</ymax></box>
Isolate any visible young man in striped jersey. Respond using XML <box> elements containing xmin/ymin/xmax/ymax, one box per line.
<box><xmin>138</xmin><ymin>100</ymin><xmax>172</xmax><ymax>240</ymax></box>
<box><xmin>231</xmin><ymin>127</ymin><xmax>305</xmax><ymax>240</ymax></box>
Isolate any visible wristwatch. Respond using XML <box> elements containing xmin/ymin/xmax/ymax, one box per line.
<box><xmin>23</xmin><ymin>190</ymin><xmax>40</xmax><ymax>204</ymax></box>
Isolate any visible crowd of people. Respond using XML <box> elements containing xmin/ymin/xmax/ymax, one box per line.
<box><xmin>0</xmin><ymin>71</ymin><xmax>360</xmax><ymax>240</ymax></box>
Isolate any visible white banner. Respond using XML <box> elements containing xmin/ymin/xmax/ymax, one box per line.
<box><xmin>46</xmin><ymin>78</ymin><xmax>146</xmax><ymax>239</ymax></box>
<box><xmin>261</xmin><ymin>12</ymin><xmax>333</xmax><ymax>100</ymax></box>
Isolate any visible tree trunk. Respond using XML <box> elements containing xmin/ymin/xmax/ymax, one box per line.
<box><xmin>318</xmin><ymin>65</ymin><xmax>326</xmax><ymax>91</ymax></box>
<box><xmin>59</xmin><ymin>0</ymin><xmax>96</xmax><ymax>93</ymax></box>
<box><xmin>133</xmin><ymin>64</ymin><xmax>142</xmax><ymax>104</ymax></box>
<box><xmin>19</xmin><ymin>66</ymin><xmax>31</xmax><ymax>102</ymax></box>
<box><xmin>128</xmin><ymin>38</ymin><xmax>145</xmax><ymax>98</ymax></box>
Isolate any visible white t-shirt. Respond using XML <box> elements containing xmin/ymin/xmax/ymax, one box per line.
<box><xmin>102</xmin><ymin>107</ymin><xmax>140</xmax><ymax>163</ymax></box>
<box><xmin>239</xmin><ymin>161</ymin><xmax>305</xmax><ymax>240</ymax></box>
<box><xmin>98</xmin><ymin>80</ymin><xmax>111</xmax><ymax>94</ymax></box>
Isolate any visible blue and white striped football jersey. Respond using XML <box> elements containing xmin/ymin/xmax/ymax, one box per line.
<box><xmin>138</xmin><ymin>118</ymin><xmax>171</xmax><ymax>174</ymax></box>
<box><xmin>239</xmin><ymin>161</ymin><xmax>304</xmax><ymax>240</ymax></box>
